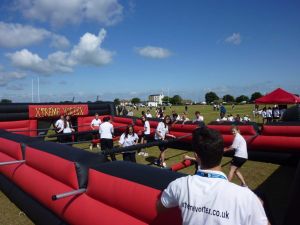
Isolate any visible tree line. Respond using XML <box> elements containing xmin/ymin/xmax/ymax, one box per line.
<box><xmin>205</xmin><ymin>92</ymin><xmax>263</xmax><ymax>104</ymax></box>
<box><xmin>114</xmin><ymin>92</ymin><xmax>263</xmax><ymax>106</ymax></box>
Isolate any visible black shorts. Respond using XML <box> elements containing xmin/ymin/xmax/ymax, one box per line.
<box><xmin>143</xmin><ymin>134</ymin><xmax>151</xmax><ymax>141</ymax></box>
<box><xmin>100</xmin><ymin>138</ymin><xmax>113</xmax><ymax>150</ymax></box>
<box><xmin>158</xmin><ymin>143</ymin><xmax>167</xmax><ymax>152</ymax></box>
<box><xmin>231</xmin><ymin>156</ymin><xmax>247</xmax><ymax>168</ymax></box>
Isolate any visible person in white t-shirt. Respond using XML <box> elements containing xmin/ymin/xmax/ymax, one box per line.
<box><xmin>145</xmin><ymin>110</ymin><xmax>153</xmax><ymax>118</ymax></box>
<box><xmin>119</xmin><ymin>125</ymin><xmax>139</xmax><ymax>162</ymax></box>
<box><xmin>157</xmin><ymin>126</ymin><xmax>269</xmax><ymax>225</ymax></box>
<box><xmin>58</xmin><ymin>115</ymin><xmax>74</xmax><ymax>144</ymax></box>
<box><xmin>224</xmin><ymin>126</ymin><xmax>248</xmax><ymax>186</ymax></box>
<box><xmin>90</xmin><ymin>113</ymin><xmax>102</xmax><ymax>149</ymax></box>
<box><xmin>193</xmin><ymin>111</ymin><xmax>204</xmax><ymax>123</ymax></box>
<box><xmin>99</xmin><ymin>116</ymin><xmax>116</xmax><ymax>161</ymax></box>
<box><xmin>154</xmin><ymin>115</ymin><xmax>176</xmax><ymax>167</ymax></box>
<box><xmin>138</xmin><ymin>116</ymin><xmax>150</xmax><ymax>157</ymax></box>
<box><xmin>54</xmin><ymin>114</ymin><xmax>64</xmax><ymax>142</ymax></box>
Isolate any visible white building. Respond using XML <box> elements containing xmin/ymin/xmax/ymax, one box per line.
<box><xmin>148</xmin><ymin>94</ymin><xmax>164</xmax><ymax>105</ymax></box>
<box><xmin>147</xmin><ymin>101</ymin><xmax>158</xmax><ymax>107</ymax></box>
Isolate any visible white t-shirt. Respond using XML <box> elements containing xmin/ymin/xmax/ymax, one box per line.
<box><xmin>55</xmin><ymin>119</ymin><xmax>64</xmax><ymax>129</ymax></box>
<box><xmin>99</xmin><ymin>122</ymin><xmax>114</xmax><ymax>139</ymax></box>
<box><xmin>146</xmin><ymin>113</ymin><xmax>152</xmax><ymax>118</ymax></box>
<box><xmin>91</xmin><ymin>118</ymin><xmax>101</xmax><ymax>127</ymax></box>
<box><xmin>155</xmin><ymin>122</ymin><xmax>169</xmax><ymax>140</ymax></box>
<box><xmin>193</xmin><ymin>115</ymin><xmax>204</xmax><ymax>122</ymax></box>
<box><xmin>232</xmin><ymin>133</ymin><xmax>248</xmax><ymax>159</ymax></box>
<box><xmin>144</xmin><ymin>121</ymin><xmax>150</xmax><ymax>135</ymax></box>
<box><xmin>119</xmin><ymin>133</ymin><xmax>138</xmax><ymax>147</ymax></box>
<box><xmin>63</xmin><ymin>121</ymin><xmax>72</xmax><ymax>134</ymax></box>
<box><xmin>161</xmin><ymin>170</ymin><xmax>268</xmax><ymax>225</ymax></box>
<box><xmin>261</xmin><ymin>111</ymin><xmax>267</xmax><ymax>118</ymax></box>
<box><xmin>266</xmin><ymin>109</ymin><xmax>272</xmax><ymax>118</ymax></box>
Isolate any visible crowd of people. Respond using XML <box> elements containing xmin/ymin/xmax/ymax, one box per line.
<box><xmin>53</xmin><ymin>110</ymin><xmax>270</xmax><ymax>224</ymax></box>
<box><xmin>253</xmin><ymin>104</ymin><xmax>287</xmax><ymax>123</ymax></box>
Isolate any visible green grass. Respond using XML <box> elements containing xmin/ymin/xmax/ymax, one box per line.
<box><xmin>0</xmin><ymin>104</ymin><xmax>293</xmax><ymax>224</ymax></box>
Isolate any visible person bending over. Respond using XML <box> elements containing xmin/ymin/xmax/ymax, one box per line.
<box><xmin>119</xmin><ymin>125</ymin><xmax>139</xmax><ymax>163</ymax></box>
<box><xmin>157</xmin><ymin>126</ymin><xmax>269</xmax><ymax>225</ymax></box>
<box><xmin>224</xmin><ymin>126</ymin><xmax>248</xmax><ymax>187</ymax></box>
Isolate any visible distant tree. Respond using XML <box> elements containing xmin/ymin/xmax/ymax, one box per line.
<box><xmin>169</xmin><ymin>95</ymin><xmax>182</xmax><ymax>105</ymax></box>
<box><xmin>250</xmin><ymin>92</ymin><xmax>263</xmax><ymax>102</ymax></box>
<box><xmin>236</xmin><ymin>95</ymin><xmax>249</xmax><ymax>103</ymax></box>
<box><xmin>205</xmin><ymin>92</ymin><xmax>219</xmax><ymax>103</ymax></box>
<box><xmin>162</xmin><ymin>96</ymin><xmax>170</xmax><ymax>102</ymax></box>
<box><xmin>131</xmin><ymin>97</ymin><xmax>141</xmax><ymax>104</ymax></box>
<box><xmin>0</xmin><ymin>99</ymin><xmax>12</xmax><ymax>103</ymax></box>
<box><xmin>223</xmin><ymin>94</ymin><xmax>235</xmax><ymax>102</ymax></box>
<box><xmin>114</xmin><ymin>98</ymin><xmax>120</xmax><ymax>105</ymax></box>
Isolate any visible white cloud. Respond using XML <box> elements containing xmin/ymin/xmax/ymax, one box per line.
<box><xmin>136</xmin><ymin>46</ymin><xmax>171</xmax><ymax>59</ymax></box>
<box><xmin>0</xmin><ymin>22</ymin><xmax>50</xmax><ymax>48</ymax></box>
<box><xmin>17</xmin><ymin>0</ymin><xmax>123</xmax><ymax>27</ymax></box>
<box><xmin>7</xmin><ymin>29</ymin><xmax>113</xmax><ymax>74</ymax></box>
<box><xmin>50</xmin><ymin>34</ymin><xmax>70</xmax><ymax>49</ymax></box>
<box><xmin>71</xmin><ymin>29</ymin><xmax>113</xmax><ymax>65</ymax></box>
<box><xmin>0</xmin><ymin>22</ymin><xmax>70</xmax><ymax>49</ymax></box>
<box><xmin>0</xmin><ymin>66</ymin><xmax>27</xmax><ymax>86</ymax></box>
<box><xmin>225</xmin><ymin>33</ymin><xmax>241</xmax><ymax>45</ymax></box>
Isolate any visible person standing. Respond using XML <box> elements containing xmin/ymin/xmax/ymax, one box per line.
<box><xmin>138</xmin><ymin>115</ymin><xmax>150</xmax><ymax>157</ymax></box>
<box><xmin>99</xmin><ymin>116</ymin><xmax>116</xmax><ymax>161</ymax></box>
<box><xmin>220</xmin><ymin>103</ymin><xmax>227</xmax><ymax>118</ymax></box>
<box><xmin>55</xmin><ymin>114</ymin><xmax>64</xmax><ymax>142</ymax></box>
<box><xmin>119</xmin><ymin>125</ymin><xmax>139</xmax><ymax>162</ymax></box>
<box><xmin>224</xmin><ymin>126</ymin><xmax>248</xmax><ymax>187</ymax></box>
<box><xmin>59</xmin><ymin>115</ymin><xmax>75</xmax><ymax>144</ymax></box>
<box><xmin>154</xmin><ymin>115</ymin><xmax>176</xmax><ymax>167</ymax></box>
<box><xmin>157</xmin><ymin>126</ymin><xmax>269</xmax><ymax>225</ymax></box>
<box><xmin>90</xmin><ymin>113</ymin><xmax>101</xmax><ymax>149</ymax></box>
<box><xmin>266</xmin><ymin>107</ymin><xmax>272</xmax><ymax>123</ymax></box>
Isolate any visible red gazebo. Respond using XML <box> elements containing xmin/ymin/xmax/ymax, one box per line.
<box><xmin>255</xmin><ymin>88</ymin><xmax>300</xmax><ymax>104</ymax></box>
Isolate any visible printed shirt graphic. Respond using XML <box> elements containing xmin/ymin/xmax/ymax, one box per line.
<box><xmin>161</xmin><ymin>171</ymin><xmax>268</xmax><ymax>225</ymax></box>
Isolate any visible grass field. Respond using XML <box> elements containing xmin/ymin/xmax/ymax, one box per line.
<box><xmin>0</xmin><ymin>104</ymin><xmax>294</xmax><ymax>225</ymax></box>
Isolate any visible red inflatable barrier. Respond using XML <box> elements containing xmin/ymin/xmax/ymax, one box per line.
<box><xmin>0</xmin><ymin>138</ymin><xmax>24</xmax><ymax>178</ymax></box>
<box><xmin>171</xmin><ymin>159</ymin><xmax>194</xmax><ymax>172</ymax></box>
<box><xmin>0</xmin><ymin>120</ymin><xmax>37</xmax><ymax>136</ymax></box>
<box><xmin>63</xmin><ymin>169</ymin><xmax>181</xmax><ymax>225</ymax></box>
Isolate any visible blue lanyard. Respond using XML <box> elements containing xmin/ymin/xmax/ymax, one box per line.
<box><xmin>196</xmin><ymin>171</ymin><xmax>227</xmax><ymax>180</ymax></box>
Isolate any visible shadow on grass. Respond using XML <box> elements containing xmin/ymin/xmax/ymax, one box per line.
<box><xmin>145</xmin><ymin>156</ymin><xmax>157</xmax><ymax>165</ymax></box>
<box><xmin>254</xmin><ymin>165</ymin><xmax>296</xmax><ymax>225</ymax></box>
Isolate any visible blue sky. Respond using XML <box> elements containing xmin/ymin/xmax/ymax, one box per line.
<box><xmin>0</xmin><ymin>0</ymin><xmax>299</xmax><ymax>102</ymax></box>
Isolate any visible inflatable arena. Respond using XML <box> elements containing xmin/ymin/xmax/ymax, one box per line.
<box><xmin>0</xmin><ymin>102</ymin><xmax>299</xmax><ymax>225</ymax></box>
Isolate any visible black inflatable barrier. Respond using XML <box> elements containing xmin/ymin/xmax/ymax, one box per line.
<box><xmin>0</xmin><ymin>112</ymin><xmax>29</xmax><ymax>121</ymax></box>
<box><xmin>0</xmin><ymin>104</ymin><xmax>28</xmax><ymax>113</ymax></box>
<box><xmin>283</xmin><ymin>160</ymin><xmax>300</xmax><ymax>225</ymax></box>
<box><xmin>101</xmin><ymin>134</ymin><xmax>192</xmax><ymax>156</ymax></box>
